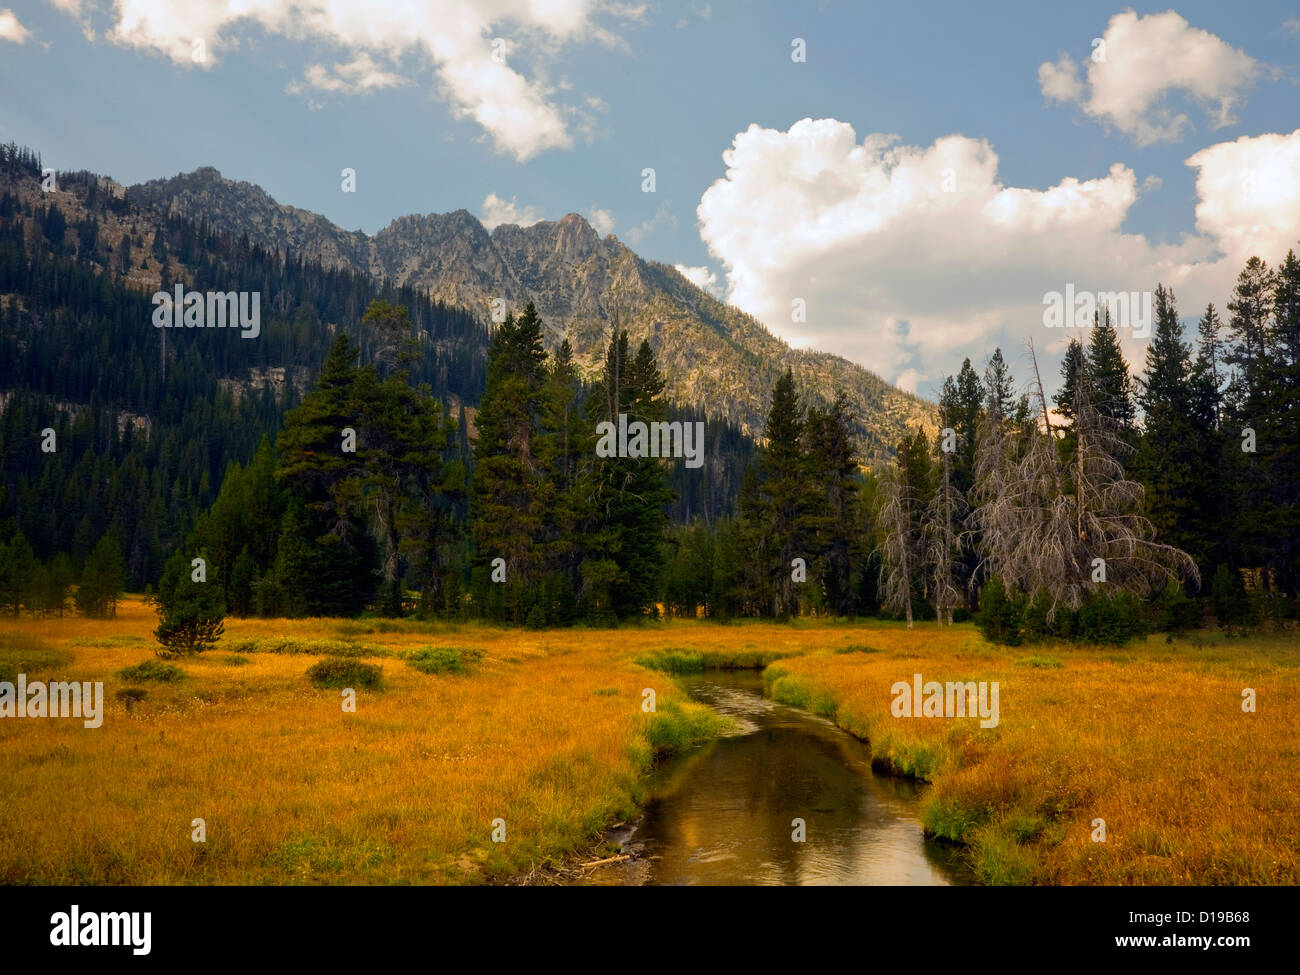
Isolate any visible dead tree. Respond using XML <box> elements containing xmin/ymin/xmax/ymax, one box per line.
<box><xmin>877</xmin><ymin>456</ymin><xmax>922</xmax><ymax>628</ymax></box>
<box><xmin>973</xmin><ymin>340</ymin><xmax>1199</xmax><ymax>621</ymax></box>
<box><xmin>925</xmin><ymin>440</ymin><xmax>967</xmax><ymax>625</ymax></box>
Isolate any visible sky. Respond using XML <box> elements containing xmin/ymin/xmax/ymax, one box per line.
<box><xmin>2</xmin><ymin>1</ymin><xmax>1299</xmax><ymax>402</ymax></box>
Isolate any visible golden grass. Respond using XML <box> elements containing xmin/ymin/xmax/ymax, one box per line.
<box><xmin>0</xmin><ymin>599</ymin><xmax>735</xmax><ymax>884</ymax></box>
<box><xmin>2</xmin><ymin>603</ymin><xmax>1296</xmax><ymax>885</ymax></box>
<box><xmin>764</xmin><ymin>626</ymin><xmax>1300</xmax><ymax>885</ymax></box>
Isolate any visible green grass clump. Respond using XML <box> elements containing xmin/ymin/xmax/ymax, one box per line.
<box><xmin>228</xmin><ymin>637</ymin><xmax>384</xmax><ymax>657</ymax></box>
<box><xmin>0</xmin><ymin>634</ymin><xmax>74</xmax><ymax>684</ymax></box>
<box><xmin>1014</xmin><ymin>656</ymin><xmax>1063</xmax><ymax>668</ymax></box>
<box><xmin>636</xmin><ymin>650</ymin><xmax>705</xmax><ymax>674</ymax></box>
<box><xmin>640</xmin><ymin>699</ymin><xmax>730</xmax><ymax>758</ymax></box>
<box><xmin>222</xmin><ymin>655</ymin><xmax>250</xmax><ymax>666</ymax></box>
<box><xmin>637</xmin><ymin>646</ymin><xmax>788</xmax><ymax>673</ymax></box>
<box><xmin>116</xmin><ymin>660</ymin><xmax>185</xmax><ymax>682</ymax></box>
<box><xmin>766</xmin><ymin>673</ymin><xmax>839</xmax><ymax>720</ymax></box>
<box><xmin>306</xmin><ymin>658</ymin><xmax>383</xmax><ymax>690</ymax></box>
<box><xmin>405</xmin><ymin>646</ymin><xmax>485</xmax><ymax>676</ymax></box>
<box><xmin>835</xmin><ymin>643</ymin><xmax>882</xmax><ymax>654</ymax></box>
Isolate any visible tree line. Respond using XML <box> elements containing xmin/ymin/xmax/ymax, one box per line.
<box><xmin>874</xmin><ymin>246</ymin><xmax>1300</xmax><ymax>642</ymax></box>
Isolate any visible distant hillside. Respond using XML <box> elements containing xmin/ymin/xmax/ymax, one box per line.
<box><xmin>128</xmin><ymin>167</ymin><xmax>937</xmax><ymax>462</ymax></box>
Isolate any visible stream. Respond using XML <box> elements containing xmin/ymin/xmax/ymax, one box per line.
<box><xmin>577</xmin><ymin>671</ymin><xmax>972</xmax><ymax>885</ymax></box>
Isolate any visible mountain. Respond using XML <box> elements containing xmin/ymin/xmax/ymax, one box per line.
<box><xmin>127</xmin><ymin>167</ymin><xmax>936</xmax><ymax>461</ymax></box>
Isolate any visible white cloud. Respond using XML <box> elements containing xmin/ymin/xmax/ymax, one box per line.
<box><xmin>586</xmin><ymin>207</ymin><xmax>616</xmax><ymax>235</ymax></box>
<box><xmin>287</xmin><ymin>53</ymin><xmax>409</xmax><ymax>94</ymax></box>
<box><xmin>0</xmin><ymin>9</ymin><xmax>31</xmax><ymax>43</ymax></box>
<box><xmin>674</xmin><ymin>263</ymin><xmax>722</xmax><ymax>297</ymax></box>
<box><xmin>694</xmin><ymin>117</ymin><xmax>1300</xmax><ymax>392</ymax></box>
<box><xmin>1038</xmin><ymin>10</ymin><xmax>1260</xmax><ymax>146</ymax></box>
<box><xmin>480</xmin><ymin>193</ymin><xmax>542</xmax><ymax>230</ymax></box>
<box><xmin>55</xmin><ymin>0</ymin><xmax>634</xmax><ymax>162</ymax></box>
<box><xmin>894</xmin><ymin>368</ymin><xmax>923</xmax><ymax>395</ymax></box>
<box><xmin>676</xmin><ymin>3</ymin><xmax>711</xmax><ymax>30</ymax></box>
<box><xmin>624</xmin><ymin>201</ymin><xmax>676</xmax><ymax>244</ymax></box>
<box><xmin>1186</xmin><ymin>130</ymin><xmax>1300</xmax><ymax>265</ymax></box>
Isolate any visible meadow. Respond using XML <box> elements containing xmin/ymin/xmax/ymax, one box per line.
<box><xmin>1</xmin><ymin>598</ymin><xmax>1296</xmax><ymax>885</ymax></box>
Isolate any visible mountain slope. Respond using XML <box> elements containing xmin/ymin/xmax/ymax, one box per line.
<box><xmin>128</xmin><ymin>168</ymin><xmax>936</xmax><ymax>461</ymax></box>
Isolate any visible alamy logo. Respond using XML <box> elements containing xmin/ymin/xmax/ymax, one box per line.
<box><xmin>596</xmin><ymin>413</ymin><xmax>705</xmax><ymax>469</ymax></box>
<box><xmin>1042</xmin><ymin>285</ymin><xmax>1152</xmax><ymax>339</ymax></box>
<box><xmin>151</xmin><ymin>284</ymin><xmax>261</xmax><ymax>338</ymax></box>
<box><xmin>0</xmin><ymin>674</ymin><xmax>103</xmax><ymax>728</ymax></box>
<box><xmin>890</xmin><ymin>673</ymin><xmax>1000</xmax><ymax>728</ymax></box>
<box><xmin>50</xmin><ymin>905</ymin><xmax>151</xmax><ymax>955</ymax></box>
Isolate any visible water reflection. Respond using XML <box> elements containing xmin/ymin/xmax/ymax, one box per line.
<box><xmin>581</xmin><ymin>671</ymin><xmax>971</xmax><ymax>886</ymax></box>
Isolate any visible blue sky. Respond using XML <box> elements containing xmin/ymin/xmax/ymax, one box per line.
<box><xmin>3</xmin><ymin>1</ymin><xmax>1299</xmax><ymax>399</ymax></box>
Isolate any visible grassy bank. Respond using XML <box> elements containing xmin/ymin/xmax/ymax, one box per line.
<box><xmin>763</xmin><ymin>626</ymin><xmax>1300</xmax><ymax>885</ymax></box>
<box><xmin>0</xmin><ymin>598</ymin><xmax>731</xmax><ymax>884</ymax></box>
<box><xmin>4</xmin><ymin>603</ymin><xmax>1296</xmax><ymax>885</ymax></box>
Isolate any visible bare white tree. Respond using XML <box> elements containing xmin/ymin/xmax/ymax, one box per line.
<box><xmin>971</xmin><ymin>341</ymin><xmax>1198</xmax><ymax>621</ymax></box>
<box><xmin>925</xmin><ymin>441</ymin><xmax>966</xmax><ymax>625</ymax></box>
<box><xmin>877</xmin><ymin>453</ymin><xmax>923</xmax><ymax>628</ymax></box>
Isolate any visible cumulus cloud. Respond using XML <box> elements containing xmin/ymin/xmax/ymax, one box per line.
<box><xmin>694</xmin><ymin>117</ymin><xmax>1300</xmax><ymax>392</ymax></box>
<box><xmin>52</xmin><ymin>0</ymin><xmax>633</xmax><ymax>161</ymax></box>
<box><xmin>674</xmin><ymin>263</ymin><xmax>722</xmax><ymax>297</ymax></box>
<box><xmin>480</xmin><ymin>193</ymin><xmax>542</xmax><ymax>230</ymax></box>
<box><xmin>586</xmin><ymin>207</ymin><xmax>616</xmax><ymax>235</ymax></box>
<box><xmin>1038</xmin><ymin>10</ymin><xmax>1261</xmax><ymax>146</ymax></box>
<box><xmin>1186</xmin><ymin>130</ymin><xmax>1300</xmax><ymax>264</ymax></box>
<box><xmin>0</xmin><ymin>9</ymin><xmax>31</xmax><ymax>43</ymax></box>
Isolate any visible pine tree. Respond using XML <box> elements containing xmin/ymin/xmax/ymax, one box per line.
<box><xmin>586</xmin><ymin>333</ymin><xmax>672</xmax><ymax>620</ymax></box>
<box><xmin>804</xmin><ymin>392</ymin><xmax>861</xmax><ymax>616</ymax></box>
<box><xmin>470</xmin><ymin>303</ymin><xmax>551</xmax><ymax>621</ymax></box>
<box><xmin>1261</xmin><ymin>249</ymin><xmax>1300</xmax><ymax>594</ymax></box>
<box><xmin>1086</xmin><ymin>308</ymin><xmax>1136</xmax><ymax>434</ymax></box>
<box><xmin>75</xmin><ymin>531</ymin><xmax>125</xmax><ymax>618</ymax></box>
<box><xmin>1133</xmin><ymin>285</ymin><xmax>1219</xmax><ymax>577</ymax></box>
<box><xmin>154</xmin><ymin>548</ymin><xmax>226</xmax><ymax>657</ymax></box>
<box><xmin>753</xmin><ymin>368</ymin><xmax>808</xmax><ymax>617</ymax></box>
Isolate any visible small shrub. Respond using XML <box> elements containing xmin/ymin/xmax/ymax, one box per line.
<box><xmin>222</xmin><ymin>655</ymin><xmax>250</xmax><ymax>666</ymax></box>
<box><xmin>406</xmin><ymin>646</ymin><xmax>484</xmax><ymax>676</ymax></box>
<box><xmin>115</xmin><ymin>687</ymin><xmax>148</xmax><ymax>710</ymax></box>
<box><xmin>306</xmin><ymin>658</ymin><xmax>383</xmax><ymax>690</ymax></box>
<box><xmin>0</xmin><ymin>634</ymin><xmax>73</xmax><ymax>684</ymax></box>
<box><xmin>835</xmin><ymin>644</ymin><xmax>881</xmax><ymax>654</ymax></box>
<box><xmin>227</xmin><ymin>637</ymin><xmax>381</xmax><ymax>657</ymax></box>
<box><xmin>975</xmin><ymin>577</ymin><xmax>1022</xmax><ymax>646</ymax></box>
<box><xmin>1014</xmin><ymin>656</ymin><xmax>1063</xmax><ymax>669</ymax></box>
<box><xmin>116</xmin><ymin>660</ymin><xmax>185</xmax><ymax>682</ymax></box>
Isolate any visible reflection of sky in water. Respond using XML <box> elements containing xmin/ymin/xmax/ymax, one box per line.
<box><xmin>589</xmin><ymin>673</ymin><xmax>971</xmax><ymax>886</ymax></box>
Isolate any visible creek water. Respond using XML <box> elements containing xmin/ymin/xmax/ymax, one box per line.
<box><xmin>578</xmin><ymin>671</ymin><xmax>972</xmax><ymax>886</ymax></box>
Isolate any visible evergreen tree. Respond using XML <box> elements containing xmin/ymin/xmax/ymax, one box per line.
<box><xmin>154</xmin><ymin>548</ymin><xmax>226</xmax><ymax>657</ymax></box>
<box><xmin>75</xmin><ymin>531</ymin><xmax>125</xmax><ymax>618</ymax></box>
<box><xmin>804</xmin><ymin>392</ymin><xmax>861</xmax><ymax>616</ymax></box>
<box><xmin>469</xmin><ymin>303</ymin><xmax>551</xmax><ymax>621</ymax></box>
<box><xmin>1135</xmin><ymin>285</ymin><xmax>1215</xmax><ymax>574</ymax></box>
<box><xmin>751</xmin><ymin>368</ymin><xmax>808</xmax><ymax>617</ymax></box>
<box><xmin>586</xmin><ymin>333</ymin><xmax>672</xmax><ymax>620</ymax></box>
<box><xmin>1086</xmin><ymin>308</ymin><xmax>1136</xmax><ymax>433</ymax></box>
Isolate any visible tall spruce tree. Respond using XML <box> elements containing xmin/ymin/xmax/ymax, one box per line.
<box><xmin>753</xmin><ymin>368</ymin><xmax>808</xmax><ymax>618</ymax></box>
<box><xmin>469</xmin><ymin>303</ymin><xmax>551</xmax><ymax>621</ymax></box>
<box><xmin>1135</xmin><ymin>285</ymin><xmax>1215</xmax><ymax>573</ymax></box>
